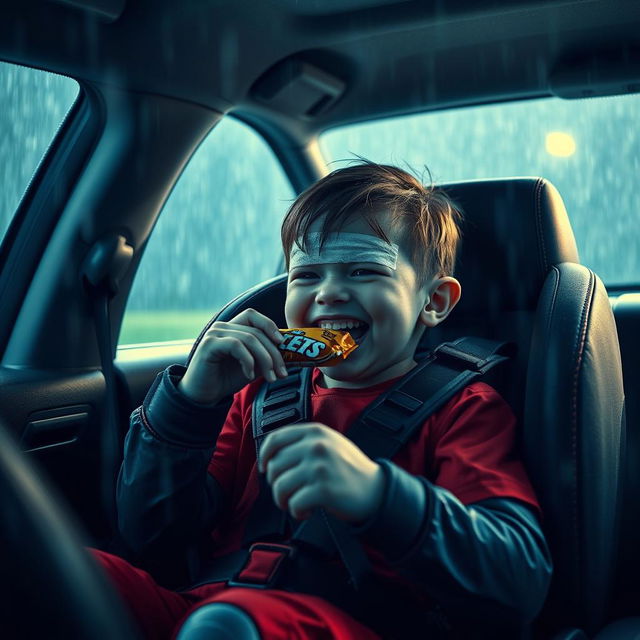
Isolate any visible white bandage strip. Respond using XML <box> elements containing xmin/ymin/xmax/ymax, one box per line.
<box><xmin>289</xmin><ymin>232</ymin><xmax>399</xmax><ymax>269</ymax></box>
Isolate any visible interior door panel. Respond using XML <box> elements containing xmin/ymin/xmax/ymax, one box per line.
<box><xmin>0</xmin><ymin>367</ymin><xmax>109</xmax><ymax>540</ymax></box>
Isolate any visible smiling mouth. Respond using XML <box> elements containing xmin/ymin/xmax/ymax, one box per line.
<box><xmin>314</xmin><ymin>320</ymin><xmax>370</xmax><ymax>344</ymax></box>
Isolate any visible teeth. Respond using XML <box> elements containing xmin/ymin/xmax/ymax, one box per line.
<box><xmin>318</xmin><ymin>319</ymin><xmax>364</xmax><ymax>331</ymax></box>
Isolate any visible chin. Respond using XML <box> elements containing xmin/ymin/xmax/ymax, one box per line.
<box><xmin>321</xmin><ymin>360</ymin><xmax>380</xmax><ymax>385</ymax></box>
<box><xmin>323</xmin><ymin>371</ymin><xmax>357</xmax><ymax>383</ymax></box>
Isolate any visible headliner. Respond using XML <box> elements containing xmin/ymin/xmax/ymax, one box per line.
<box><xmin>1</xmin><ymin>0</ymin><xmax>639</xmax><ymax>143</ymax></box>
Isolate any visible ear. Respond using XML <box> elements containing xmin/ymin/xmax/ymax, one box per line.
<box><xmin>419</xmin><ymin>277</ymin><xmax>462</xmax><ymax>328</ymax></box>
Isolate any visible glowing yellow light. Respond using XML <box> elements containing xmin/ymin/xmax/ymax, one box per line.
<box><xmin>545</xmin><ymin>131</ymin><xmax>576</xmax><ymax>157</ymax></box>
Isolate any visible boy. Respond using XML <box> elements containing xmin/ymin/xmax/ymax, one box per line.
<box><xmin>97</xmin><ymin>162</ymin><xmax>552</xmax><ymax>639</ymax></box>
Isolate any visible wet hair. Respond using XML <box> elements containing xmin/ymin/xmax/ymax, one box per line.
<box><xmin>281</xmin><ymin>159</ymin><xmax>463</xmax><ymax>286</ymax></box>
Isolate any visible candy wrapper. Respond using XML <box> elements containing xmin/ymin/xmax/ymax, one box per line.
<box><xmin>278</xmin><ymin>328</ymin><xmax>358</xmax><ymax>367</ymax></box>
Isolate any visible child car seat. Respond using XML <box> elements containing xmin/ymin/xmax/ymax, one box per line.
<box><xmin>192</xmin><ymin>177</ymin><xmax>625</xmax><ymax>637</ymax></box>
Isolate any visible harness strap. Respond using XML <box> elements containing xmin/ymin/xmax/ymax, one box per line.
<box><xmin>232</xmin><ymin>336</ymin><xmax>512</xmax><ymax>633</ymax></box>
<box><xmin>290</xmin><ymin>337</ymin><xmax>512</xmax><ymax>589</ymax></box>
<box><xmin>293</xmin><ymin>507</ymin><xmax>371</xmax><ymax>589</ymax></box>
<box><xmin>346</xmin><ymin>337</ymin><xmax>513</xmax><ymax>459</ymax></box>
<box><xmin>246</xmin><ymin>337</ymin><xmax>512</xmax><ymax>551</ymax></box>
<box><xmin>242</xmin><ymin>369</ymin><xmax>311</xmax><ymax>545</ymax></box>
<box><xmin>251</xmin><ymin>367</ymin><xmax>311</xmax><ymax>467</ymax></box>
<box><xmin>228</xmin><ymin>543</ymin><xmax>295</xmax><ymax>589</ymax></box>
<box><xmin>195</xmin><ymin>545</ymin><xmax>450</xmax><ymax>639</ymax></box>
<box><xmin>247</xmin><ymin>365</ymin><xmax>372</xmax><ymax>586</ymax></box>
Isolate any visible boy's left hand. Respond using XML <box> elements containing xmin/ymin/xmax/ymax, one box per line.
<box><xmin>258</xmin><ymin>423</ymin><xmax>386</xmax><ymax>524</ymax></box>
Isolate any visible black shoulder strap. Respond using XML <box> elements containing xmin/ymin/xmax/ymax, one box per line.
<box><xmin>345</xmin><ymin>336</ymin><xmax>513</xmax><ymax>458</ymax></box>
<box><xmin>251</xmin><ymin>367</ymin><xmax>312</xmax><ymax>466</ymax></box>
<box><xmin>252</xmin><ymin>336</ymin><xmax>512</xmax><ymax>462</ymax></box>
<box><xmin>243</xmin><ymin>367</ymin><xmax>312</xmax><ymax>544</ymax></box>
<box><xmin>252</xmin><ymin>337</ymin><xmax>514</xmax><ymax>458</ymax></box>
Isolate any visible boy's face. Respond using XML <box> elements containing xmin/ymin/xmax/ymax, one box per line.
<box><xmin>285</xmin><ymin>213</ymin><xmax>446</xmax><ymax>389</ymax></box>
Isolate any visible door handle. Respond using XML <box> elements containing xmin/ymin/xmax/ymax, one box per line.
<box><xmin>21</xmin><ymin>409</ymin><xmax>89</xmax><ymax>452</ymax></box>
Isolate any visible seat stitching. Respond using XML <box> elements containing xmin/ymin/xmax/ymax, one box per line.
<box><xmin>535</xmin><ymin>178</ymin><xmax>548</xmax><ymax>277</ymax></box>
<box><xmin>570</xmin><ymin>268</ymin><xmax>595</xmax><ymax>595</ymax></box>
<box><xmin>545</xmin><ymin>266</ymin><xmax>560</xmax><ymax>340</ymax></box>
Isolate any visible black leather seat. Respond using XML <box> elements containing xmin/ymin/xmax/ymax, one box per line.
<box><xmin>592</xmin><ymin>302</ymin><xmax>640</xmax><ymax>632</ymax></box>
<box><xmin>192</xmin><ymin>177</ymin><xmax>626</xmax><ymax>637</ymax></box>
<box><xmin>608</xmin><ymin>294</ymin><xmax>640</xmax><ymax>619</ymax></box>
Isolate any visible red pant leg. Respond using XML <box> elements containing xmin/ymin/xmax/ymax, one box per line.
<box><xmin>93</xmin><ymin>549</ymin><xmax>380</xmax><ymax>640</ymax></box>
<box><xmin>91</xmin><ymin>549</ymin><xmax>197</xmax><ymax>640</ymax></box>
<box><xmin>185</xmin><ymin>586</ymin><xmax>381</xmax><ymax>640</ymax></box>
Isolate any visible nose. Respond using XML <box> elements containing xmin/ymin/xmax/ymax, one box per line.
<box><xmin>314</xmin><ymin>275</ymin><xmax>350</xmax><ymax>305</ymax></box>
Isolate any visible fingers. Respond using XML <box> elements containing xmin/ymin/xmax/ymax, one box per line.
<box><xmin>216</xmin><ymin>336</ymin><xmax>255</xmax><ymax>380</ymax></box>
<box><xmin>232</xmin><ymin>309</ymin><xmax>286</xmax><ymax>378</ymax></box>
<box><xmin>270</xmin><ymin>459</ymin><xmax>307</xmax><ymax>511</ymax></box>
<box><xmin>207</xmin><ymin>310</ymin><xmax>287</xmax><ymax>381</ymax></box>
<box><xmin>287</xmin><ymin>486</ymin><xmax>322</xmax><ymax>521</ymax></box>
<box><xmin>182</xmin><ymin>309</ymin><xmax>288</xmax><ymax>404</ymax></box>
<box><xmin>225</xmin><ymin>327</ymin><xmax>284</xmax><ymax>381</ymax></box>
<box><xmin>260</xmin><ymin>425</ymin><xmax>329</xmax><ymax>519</ymax></box>
<box><xmin>232</xmin><ymin>308</ymin><xmax>283</xmax><ymax>344</ymax></box>
<box><xmin>263</xmin><ymin>437</ymin><xmax>316</xmax><ymax>485</ymax></box>
<box><xmin>259</xmin><ymin>424</ymin><xmax>314</xmax><ymax>474</ymax></box>
<box><xmin>270</xmin><ymin>463</ymin><xmax>324</xmax><ymax>520</ymax></box>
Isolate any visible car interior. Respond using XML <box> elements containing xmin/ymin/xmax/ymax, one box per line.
<box><xmin>0</xmin><ymin>1</ymin><xmax>639</xmax><ymax>638</ymax></box>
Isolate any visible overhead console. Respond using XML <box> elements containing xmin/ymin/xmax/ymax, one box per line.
<box><xmin>251</xmin><ymin>55</ymin><xmax>347</xmax><ymax>120</ymax></box>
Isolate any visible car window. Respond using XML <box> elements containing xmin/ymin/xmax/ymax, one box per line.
<box><xmin>0</xmin><ymin>61</ymin><xmax>79</xmax><ymax>242</ymax></box>
<box><xmin>119</xmin><ymin>116</ymin><xmax>295</xmax><ymax>346</ymax></box>
<box><xmin>320</xmin><ymin>95</ymin><xmax>640</xmax><ymax>287</ymax></box>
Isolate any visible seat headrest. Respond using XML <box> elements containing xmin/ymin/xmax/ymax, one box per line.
<box><xmin>212</xmin><ymin>177</ymin><xmax>578</xmax><ymax>339</ymax></box>
<box><xmin>442</xmin><ymin>177</ymin><xmax>578</xmax><ymax>317</ymax></box>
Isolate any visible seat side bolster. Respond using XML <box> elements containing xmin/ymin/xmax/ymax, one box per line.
<box><xmin>524</xmin><ymin>262</ymin><xmax>625</xmax><ymax>634</ymax></box>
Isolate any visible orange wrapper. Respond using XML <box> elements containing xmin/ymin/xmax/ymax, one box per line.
<box><xmin>278</xmin><ymin>328</ymin><xmax>358</xmax><ymax>367</ymax></box>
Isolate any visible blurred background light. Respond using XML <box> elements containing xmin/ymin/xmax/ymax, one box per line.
<box><xmin>545</xmin><ymin>131</ymin><xmax>576</xmax><ymax>157</ymax></box>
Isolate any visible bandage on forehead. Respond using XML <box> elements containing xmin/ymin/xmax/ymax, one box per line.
<box><xmin>289</xmin><ymin>232</ymin><xmax>399</xmax><ymax>269</ymax></box>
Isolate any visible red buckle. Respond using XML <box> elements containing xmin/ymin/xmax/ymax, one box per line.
<box><xmin>227</xmin><ymin>543</ymin><xmax>294</xmax><ymax>589</ymax></box>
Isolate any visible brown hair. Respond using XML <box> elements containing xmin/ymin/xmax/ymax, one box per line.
<box><xmin>281</xmin><ymin>160</ymin><xmax>463</xmax><ymax>285</ymax></box>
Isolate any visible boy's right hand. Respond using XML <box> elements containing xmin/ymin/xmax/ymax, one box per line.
<box><xmin>178</xmin><ymin>308</ymin><xmax>288</xmax><ymax>405</ymax></box>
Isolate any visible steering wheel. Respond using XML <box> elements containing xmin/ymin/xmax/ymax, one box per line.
<box><xmin>0</xmin><ymin>420</ymin><xmax>140</xmax><ymax>639</ymax></box>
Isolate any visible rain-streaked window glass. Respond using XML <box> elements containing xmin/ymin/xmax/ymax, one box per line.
<box><xmin>120</xmin><ymin>117</ymin><xmax>294</xmax><ymax>345</ymax></box>
<box><xmin>321</xmin><ymin>95</ymin><xmax>640</xmax><ymax>286</ymax></box>
<box><xmin>0</xmin><ymin>61</ymin><xmax>78</xmax><ymax>242</ymax></box>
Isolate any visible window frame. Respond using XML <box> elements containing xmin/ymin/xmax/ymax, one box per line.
<box><xmin>118</xmin><ymin>112</ymin><xmax>312</xmax><ymax>347</ymax></box>
<box><xmin>0</xmin><ymin>69</ymin><xmax>94</xmax><ymax>358</ymax></box>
